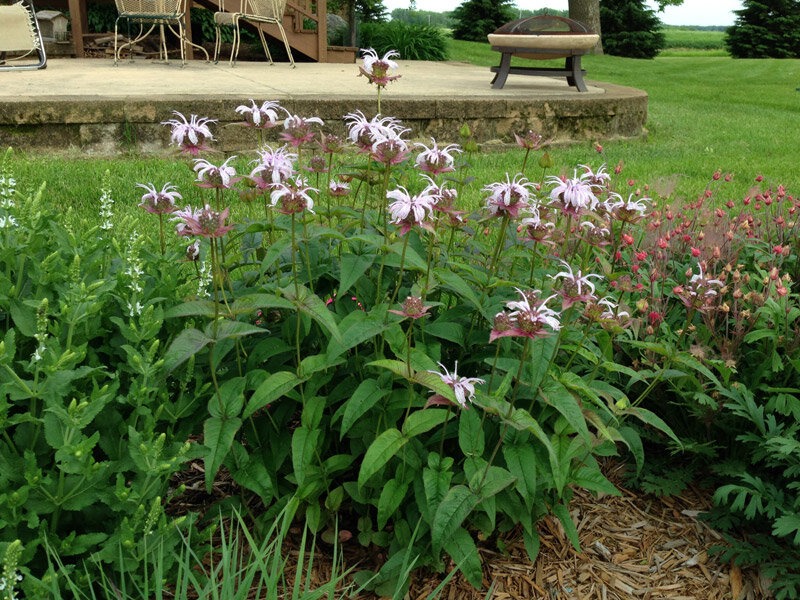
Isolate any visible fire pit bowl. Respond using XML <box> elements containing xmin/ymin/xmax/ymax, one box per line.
<box><xmin>487</xmin><ymin>15</ymin><xmax>599</xmax><ymax>92</ymax></box>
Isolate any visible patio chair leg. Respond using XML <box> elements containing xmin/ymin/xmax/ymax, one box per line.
<box><xmin>257</xmin><ymin>29</ymin><xmax>273</xmax><ymax>65</ymax></box>
<box><xmin>231</xmin><ymin>19</ymin><xmax>240</xmax><ymax>66</ymax></box>
<box><xmin>275</xmin><ymin>22</ymin><xmax>295</xmax><ymax>68</ymax></box>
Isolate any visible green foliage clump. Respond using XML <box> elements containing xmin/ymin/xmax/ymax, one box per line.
<box><xmin>450</xmin><ymin>0</ymin><xmax>516</xmax><ymax>42</ymax></box>
<box><xmin>725</xmin><ymin>0</ymin><xmax>800</xmax><ymax>58</ymax></box>
<box><xmin>600</xmin><ymin>0</ymin><xmax>665</xmax><ymax>58</ymax></box>
<box><xmin>359</xmin><ymin>21</ymin><xmax>448</xmax><ymax>61</ymax></box>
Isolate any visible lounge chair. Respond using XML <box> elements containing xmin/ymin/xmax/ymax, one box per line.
<box><xmin>0</xmin><ymin>0</ymin><xmax>47</xmax><ymax>71</ymax></box>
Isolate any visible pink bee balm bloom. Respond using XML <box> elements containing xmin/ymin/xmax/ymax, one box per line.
<box><xmin>427</xmin><ymin>361</ymin><xmax>485</xmax><ymax>409</ymax></box>
<box><xmin>359</xmin><ymin>47</ymin><xmax>401</xmax><ymax>88</ymax></box>
<box><xmin>173</xmin><ymin>204</ymin><xmax>234</xmax><ymax>238</ymax></box>
<box><xmin>186</xmin><ymin>240</ymin><xmax>200</xmax><ymax>261</ymax></box>
<box><xmin>387</xmin><ymin>185</ymin><xmax>437</xmax><ymax>235</ymax></box>
<box><xmin>514</xmin><ymin>130</ymin><xmax>544</xmax><ymax>151</ymax></box>
<box><xmin>550</xmin><ymin>260</ymin><xmax>603</xmax><ymax>309</ymax></box>
<box><xmin>234</xmin><ymin>99</ymin><xmax>287</xmax><ymax>129</ymax></box>
<box><xmin>371</xmin><ymin>134</ymin><xmax>410</xmax><ymax>166</ymax></box>
<box><xmin>269</xmin><ymin>176</ymin><xmax>318</xmax><ymax>215</ymax></box>
<box><xmin>518</xmin><ymin>207</ymin><xmax>555</xmax><ymax>244</ymax></box>
<box><xmin>137</xmin><ymin>182</ymin><xmax>181</xmax><ymax>214</ymax></box>
<box><xmin>344</xmin><ymin>111</ymin><xmax>409</xmax><ymax>153</ymax></box>
<box><xmin>193</xmin><ymin>156</ymin><xmax>239</xmax><ymax>189</ymax></box>
<box><xmin>328</xmin><ymin>179</ymin><xmax>351</xmax><ymax>197</ymax></box>
<box><xmin>414</xmin><ymin>138</ymin><xmax>461</xmax><ymax>175</ymax></box>
<box><xmin>490</xmin><ymin>288</ymin><xmax>561</xmax><ymax>342</ymax></box>
<box><xmin>547</xmin><ymin>171</ymin><xmax>600</xmax><ymax>215</ymax></box>
<box><xmin>580</xmin><ymin>163</ymin><xmax>612</xmax><ymax>187</ymax></box>
<box><xmin>161</xmin><ymin>111</ymin><xmax>216</xmax><ymax>156</ymax></box>
<box><xmin>249</xmin><ymin>145</ymin><xmax>297</xmax><ymax>188</ymax></box>
<box><xmin>388</xmin><ymin>296</ymin><xmax>432</xmax><ymax>320</ymax></box>
<box><xmin>280</xmin><ymin>114</ymin><xmax>324</xmax><ymax>147</ymax></box>
<box><xmin>604</xmin><ymin>193</ymin><xmax>649</xmax><ymax>223</ymax></box>
<box><xmin>483</xmin><ymin>173</ymin><xmax>536</xmax><ymax>218</ymax></box>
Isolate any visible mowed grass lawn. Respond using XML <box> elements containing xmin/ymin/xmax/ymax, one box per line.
<box><xmin>448</xmin><ymin>38</ymin><xmax>800</xmax><ymax>198</ymax></box>
<box><xmin>7</xmin><ymin>39</ymin><xmax>800</xmax><ymax>219</ymax></box>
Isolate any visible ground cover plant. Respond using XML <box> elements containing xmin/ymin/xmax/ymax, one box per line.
<box><xmin>2</xmin><ymin>47</ymin><xmax>800</xmax><ymax>598</ymax></box>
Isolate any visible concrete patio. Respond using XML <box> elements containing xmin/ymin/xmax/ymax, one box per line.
<box><xmin>0</xmin><ymin>57</ymin><xmax>648</xmax><ymax>155</ymax></box>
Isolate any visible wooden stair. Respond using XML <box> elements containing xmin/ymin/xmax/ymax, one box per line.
<box><xmin>193</xmin><ymin>0</ymin><xmax>356</xmax><ymax>63</ymax></box>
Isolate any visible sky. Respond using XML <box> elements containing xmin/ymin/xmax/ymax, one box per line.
<box><xmin>384</xmin><ymin>0</ymin><xmax>742</xmax><ymax>27</ymax></box>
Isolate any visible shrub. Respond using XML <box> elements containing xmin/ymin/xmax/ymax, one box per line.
<box><xmin>358</xmin><ymin>21</ymin><xmax>448</xmax><ymax>61</ymax></box>
<box><xmin>600</xmin><ymin>0</ymin><xmax>665</xmax><ymax>59</ymax></box>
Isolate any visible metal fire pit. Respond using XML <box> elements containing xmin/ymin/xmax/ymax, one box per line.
<box><xmin>487</xmin><ymin>15</ymin><xmax>599</xmax><ymax>92</ymax></box>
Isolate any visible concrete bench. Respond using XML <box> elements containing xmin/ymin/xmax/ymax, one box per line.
<box><xmin>488</xmin><ymin>31</ymin><xmax>599</xmax><ymax>92</ymax></box>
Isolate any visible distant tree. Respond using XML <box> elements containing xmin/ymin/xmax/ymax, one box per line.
<box><xmin>567</xmin><ymin>0</ymin><xmax>683</xmax><ymax>54</ymax></box>
<box><xmin>391</xmin><ymin>8</ymin><xmax>455</xmax><ymax>28</ymax></box>
<box><xmin>600</xmin><ymin>0</ymin><xmax>665</xmax><ymax>58</ymax></box>
<box><xmin>358</xmin><ymin>0</ymin><xmax>389</xmax><ymax>22</ymax></box>
<box><xmin>725</xmin><ymin>0</ymin><xmax>800</xmax><ymax>58</ymax></box>
<box><xmin>451</xmin><ymin>0</ymin><xmax>517</xmax><ymax>42</ymax></box>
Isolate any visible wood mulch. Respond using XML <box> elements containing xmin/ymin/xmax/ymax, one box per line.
<box><xmin>405</xmin><ymin>462</ymin><xmax>770</xmax><ymax>600</ymax></box>
<box><xmin>171</xmin><ymin>460</ymin><xmax>772</xmax><ymax>600</ymax></box>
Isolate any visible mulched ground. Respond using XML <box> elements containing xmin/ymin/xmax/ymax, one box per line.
<box><xmin>171</xmin><ymin>460</ymin><xmax>771</xmax><ymax>600</ymax></box>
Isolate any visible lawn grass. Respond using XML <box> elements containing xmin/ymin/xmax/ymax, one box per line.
<box><xmin>7</xmin><ymin>40</ymin><xmax>800</xmax><ymax>223</ymax></box>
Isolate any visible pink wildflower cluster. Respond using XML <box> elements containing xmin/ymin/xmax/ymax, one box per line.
<box><xmin>358</xmin><ymin>48</ymin><xmax>401</xmax><ymax>88</ymax></box>
<box><xmin>490</xmin><ymin>288</ymin><xmax>561</xmax><ymax>342</ymax></box>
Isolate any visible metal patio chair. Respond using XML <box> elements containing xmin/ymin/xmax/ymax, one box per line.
<box><xmin>113</xmin><ymin>0</ymin><xmax>208</xmax><ymax>66</ymax></box>
<box><xmin>0</xmin><ymin>0</ymin><xmax>47</xmax><ymax>71</ymax></box>
<box><xmin>213</xmin><ymin>0</ymin><xmax>295</xmax><ymax>68</ymax></box>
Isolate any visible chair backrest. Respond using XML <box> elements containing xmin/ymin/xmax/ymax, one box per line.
<box><xmin>244</xmin><ymin>0</ymin><xmax>286</xmax><ymax>20</ymax></box>
<box><xmin>114</xmin><ymin>0</ymin><xmax>183</xmax><ymax>17</ymax></box>
<box><xmin>0</xmin><ymin>1</ymin><xmax>40</xmax><ymax>52</ymax></box>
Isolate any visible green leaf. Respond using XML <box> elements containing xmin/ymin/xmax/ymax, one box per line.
<box><xmin>626</xmin><ymin>406</ymin><xmax>683</xmax><ymax>449</ymax></box>
<box><xmin>426</xmin><ymin>320</ymin><xmax>464</xmax><ymax>345</ymax></box>
<box><xmin>431</xmin><ymin>485</ymin><xmax>479</xmax><ymax>553</ymax></box>
<box><xmin>244</xmin><ymin>371</ymin><xmax>302</xmax><ymax>419</ymax></box>
<box><xmin>291</xmin><ymin>427</ymin><xmax>320</xmax><ymax>487</ymax></box>
<box><xmin>377</xmin><ymin>478</ymin><xmax>409</xmax><ymax>530</ymax></box>
<box><xmin>502</xmin><ymin>442</ymin><xmax>538</xmax><ymax>509</ymax></box>
<box><xmin>434</xmin><ymin>268</ymin><xmax>484</xmax><ymax>313</ymax></box>
<box><xmin>458</xmin><ymin>408</ymin><xmax>484</xmax><ymax>457</ymax></box>
<box><xmin>617</xmin><ymin>426</ymin><xmax>645</xmax><ymax>474</ymax></box>
<box><xmin>163</xmin><ymin>327</ymin><xmax>213</xmax><ymax>373</ymax></box>
<box><xmin>206</xmin><ymin>319</ymin><xmax>268</xmax><ymax>341</ymax></box>
<box><xmin>402</xmin><ymin>409</ymin><xmax>449</xmax><ymax>438</ymax></box>
<box><xmin>164</xmin><ymin>300</ymin><xmax>217</xmax><ymax>319</ymax></box>
<box><xmin>773</xmin><ymin>514</ymin><xmax>800</xmax><ymax>545</ymax></box>
<box><xmin>387</xmin><ymin>240</ymin><xmax>427</xmax><ymax>271</ymax></box>
<box><xmin>327</xmin><ymin>309</ymin><xmax>390</xmax><ymax>359</ymax></box>
<box><xmin>552</xmin><ymin>502</ymin><xmax>580</xmax><ymax>551</ymax></box>
<box><xmin>572</xmin><ymin>460</ymin><xmax>620</xmax><ymax>497</ymax></box>
<box><xmin>442</xmin><ymin>528</ymin><xmax>483</xmax><ymax>588</ymax></box>
<box><xmin>541</xmin><ymin>376</ymin><xmax>591</xmax><ymax>444</ymax></box>
<box><xmin>338</xmin><ymin>253</ymin><xmax>374</xmax><ymax>298</ymax></box>
<box><xmin>282</xmin><ymin>285</ymin><xmax>343</xmax><ymax>343</ymax></box>
<box><xmin>368</xmin><ymin>358</ymin><xmax>413</xmax><ymax>379</ymax></box>
<box><xmin>528</xmin><ymin>335</ymin><xmax>558</xmax><ymax>393</ymax></box>
<box><xmin>340</xmin><ymin>378</ymin><xmax>390</xmax><ymax>439</ymax></box>
<box><xmin>203</xmin><ymin>415</ymin><xmax>242</xmax><ymax>492</ymax></box>
<box><xmin>358</xmin><ymin>428</ymin><xmax>407</xmax><ymax>489</ymax></box>
<box><xmin>471</xmin><ymin>465</ymin><xmax>516</xmax><ymax>500</ymax></box>
<box><xmin>423</xmin><ymin>455</ymin><xmax>454</xmax><ymax>524</ymax></box>
<box><xmin>208</xmin><ymin>376</ymin><xmax>246</xmax><ymax>419</ymax></box>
